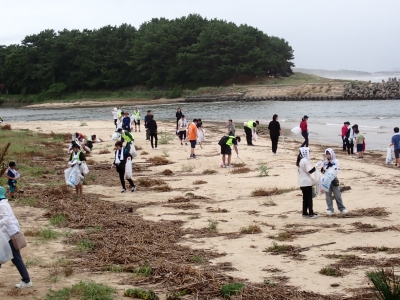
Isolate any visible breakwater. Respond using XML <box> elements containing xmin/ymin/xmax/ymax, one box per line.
<box><xmin>185</xmin><ymin>79</ymin><xmax>400</xmax><ymax>102</ymax></box>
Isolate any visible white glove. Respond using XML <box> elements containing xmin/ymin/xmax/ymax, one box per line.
<box><xmin>315</xmin><ymin>161</ymin><xmax>323</xmax><ymax>168</ymax></box>
<box><xmin>237</xmin><ymin>155</ymin><xmax>240</xmax><ymax>158</ymax></box>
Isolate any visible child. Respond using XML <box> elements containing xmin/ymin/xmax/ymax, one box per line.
<box><xmin>69</xmin><ymin>143</ymin><xmax>86</xmax><ymax>195</ymax></box>
<box><xmin>297</xmin><ymin>147</ymin><xmax>318</xmax><ymax>219</ymax></box>
<box><xmin>321</xmin><ymin>148</ymin><xmax>348</xmax><ymax>215</ymax></box>
<box><xmin>355</xmin><ymin>129</ymin><xmax>365</xmax><ymax>159</ymax></box>
<box><xmin>5</xmin><ymin>161</ymin><xmax>20</xmax><ymax>199</ymax></box>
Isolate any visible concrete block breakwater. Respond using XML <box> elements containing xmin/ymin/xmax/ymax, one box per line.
<box><xmin>185</xmin><ymin>79</ymin><xmax>400</xmax><ymax>102</ymax></box>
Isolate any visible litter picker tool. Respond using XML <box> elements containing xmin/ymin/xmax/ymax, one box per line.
<box><xmin>282</xmin><ymin>136</ymin><xmax>287</xmax><ymax>154</ymax></box>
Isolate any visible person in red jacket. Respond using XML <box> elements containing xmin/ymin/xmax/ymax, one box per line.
<box><xmin>300</xmin><ymin>115</ymin><xmax>309</xmax><ymax>147</ymax></box>
<box><xmin>341</xmin><ymin>122</ymin><xmax>350</xmax><ymax>152</ymax></box>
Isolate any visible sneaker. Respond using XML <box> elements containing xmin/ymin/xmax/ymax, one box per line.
<box><xmin>121</xmin><ymin>189</ymin><xmax>126</xmax><ymax>193</ymax></box>
<box><xmin>226</xmin><ymin>165</ymin><xmax>233</xmax><ymax>168</ymax></box>
<box><xmin>155</xmin><ymin>147</ymin><xmax>158</xmax><ymax>150</ymax></box>
<box><xmin>273</xmin><ymin>153</ymin><xmax>277</xmax><ymax>156</ymax></box>
<box><xmin>15</xmin><ymin>281</ymin><xmax>33</xmax><ymax>288</ymax></box>
<box><xmin>302</xmin><ymin>214</ymin><xmax>309</xmax><ymax>218</ymax></box>
<box><xmin>340</xmin><ymin>209</ymin><xmax>348</xmax><ymax>215</ymax></box>
<box><xmin>131</xmin><ymin>186</ymin><xmax>136</xmax><ymax>192</ymax></box>
<box><xmin>326</xmin><ymin>210</ymin><xmax>334</xmax><ymax>216</ymax></box>
<box><xmin>309</xmin><ymin>214</ymin><xmax>318</xmax><ymax>219</ymax></box>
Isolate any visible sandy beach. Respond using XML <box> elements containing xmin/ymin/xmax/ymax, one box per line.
<box><xmin>1</xmin><ymin>119</ymin><xmax>399</xmax><ymax>299</ymax></box>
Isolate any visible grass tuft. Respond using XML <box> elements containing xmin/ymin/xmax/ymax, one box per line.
<box><xmin>50</xmin><ymin>214</ymin><xmax>67</xmax><ymax>227</ymax></box>
<box><xmin>319</xmin><ymin>266</ymin><xmax>343</xmax><ymax>277</ymax></box>
<box><xmin>191</xmin><ymin>255</ymin><xmax>203</xmax><ymax>264</ymax></box>
<box><xmin>147</xmin><ymin>156</ymin><xmax>171</xmax><ymax>166</ymax></box>
<box><xmin>258</xmin><ymin>163</ymin><xmax>271</xmax><ymax>177</ymax></box>
<box><xmin>43</xmin><ymin>280</ymin><xmax>116</xmax><ymax>300</ymax></box>
<box><xmin>260</xmin><ymin>198</ymin><xmax>277</xmax><ymax>206</ymax></box>
<box><xmin>181</xmin><ymin>164</ymin><xmax>194</xmax><ymax>172</ymax></box>
<box><xmin>220</xmin><ymin>283</ymin><xmax>244</xmax><ymax>298</ymax></box>
<box><xmin>161</xmin><ymin>169</ymin><xmax>173</xmax><ymax>175</ymax></box>
<box><xmin>208</xmin><ymin>219</ymin><xmax>218</xmax><ymax>232</ymax></box>
<box><xmin>124</xmin><ymin>288</ymin><xmax>158</xmax><ymax>300</ymax></box>
<box><xmin>1</xmin><ymin>124</ymin><xmax>12</xmax><ymax>130</ymax></box>
<box><xmin>39</xmin><ymin>228</ymin><xmax>61</xmax><ymax>242</ymax></box>
<box><xmin>265</xmin><ymin>242</ymin><xmax>295</xmax><ymax>253</ymax></box>
<box><xmin>240</xmin><ymin>225</ymin><xmax>262</xmax><ymax>234</ymax></box>
<box><xmin>366</xmin><ymin>268</ymin><xmax>400</xmax><ymax>299</ymax></box>
<box><xmin>76</xmin><ymin>238</ymin><xmax>95</xmax><ymax>251</ymax></box>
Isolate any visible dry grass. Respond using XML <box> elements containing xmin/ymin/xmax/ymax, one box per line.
<box><xmin>319</xmin><ymin>266</ymin><xmax>345</xmax><ymax>277</ymax></box>
<box><xmin>202</xmin><ymin>169</ymin><xmax>217</xmax><ymax>175</ymax></box>
<box><xmin>153</xmin><ymin>185</ymin><xmax>172</xmax><ymax>192</ymax></box>
<box><xmin>146</xmin><ymin>156</ymin><xmax>171</xmax><ymax>166</ymax></box>
<box><xmin>268</xmin><ymin>229</ymin><xmax>319</xmax><ymax>241</ymax></box>
<box><xmin>168</xmin><ymin>196</ymin><xmax>189</xmax><ymax>203</ymax></box>
<box><xmin>1</xmin><ymin>124</ymin><xmax>11</xmax><ymax>130</ymax></box>
<box><xmin>193</xmin><ymin>180</ymin><xmax>207</xmax><ymax>185</ymax></box>
<box><xmin>135</xmin><ymin>145</ymin><xmax>143</xmax><ymax>150</ymax></box>
<box><xmin>240</xmin><ymin>225</ymin><xmax>262</xmax><ymax>234</ymax></box>
<box><xmin>161</xmin><ymin>169</ymin><xmax>173</xmax><ymax>175</ymax></box>
<box><xmin>260</xmin><ymin>199</ymin><xmax>277</xmax><ymax>206</ymax></box>
<box><xmin>137</xmin><ymin>177</ymin><xmax>166</xmax><ymax>187</ymax></box>
<box><xmin>230</xmin><ymin>167</ymin><xmax>251</xmax><ymax>174</ymax></box>
<box><xmin>24</xmin><ymin>228</ymin><xmax>41</xmax><ymax>237</ymax></box>
<box><xmin>98</xmin><ymin>147</ymin><xmax>111</xmax><ymax>154</ymax></box>
<box><xmin>348</xmin><ymin>207</ymin><xmax>390</xmax><ymax>217</ymax></box>
<box><xmin>86</xmin><ymin>159</ymin><xmax>97</xmax><ymax>165</ymax></box>
<box><xmin>140</xmin><ymin>151</ymin><xmax>149</xmax><ymax>155</ymax></box>
<box><xmin>251</xmin><ymin>187</ymin><xmax>296</xmax><ymax>197</ymax></box>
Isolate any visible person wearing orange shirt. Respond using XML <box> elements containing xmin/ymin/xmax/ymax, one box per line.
<box><xmin>187</xmin><ymin>119</ymin><xmax>198</xmax><ymax>159</ymax></box>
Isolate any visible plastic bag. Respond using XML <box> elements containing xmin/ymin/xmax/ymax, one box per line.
<box><xmin>314</xmin><ymin>168</ymin><xmax>322</xmax><ymax>196</ymax></box>
<box><xmin>129</xmin><ymin>142</ymin><xmax>137</xmax><ymax>158</ymax></box>
<box><xmin>291</xmin><ymin>126</ymin><xmax>301</xmax><ymax>134</ymax></box>
<box><xmin>111</xmin><ymin>132</ymin><xmax>120</xmax><ymax>141</ymax></box>
<box><xmin>64</xmin><ymin>164</ymin><xmax>83</xmax><ymax>187</ymax></box>
<box><xmin>386</xmin><ymin>147</ymin><xmax>395</xmax><ymax>164</ymax></box>
<box><xmin>197</xmin><ymin>129</ymin><xmax>205</xmax><ymax>143</ymax></box>
<box><xmin>252</xmin><ymin>132</ymin><xmax>258</xmax><ymax>141</ymax></box>
<box><xmin>321</xmin><ymin>167</ymin><xmax>340</xmax><ymax>192</ymax></box>
<box><xmin>80</xmin><ymin>162</ymin><xmax>89</xmax><ymax>175</ymax></box>
<box><xmin>125</xmin><ymin>157</ymin><xmax>132</xmax><ymax>179</ymax></box>
<box><xmin>0</xmin><ymin>230</ymin><xmax>13</xmax><ymax>264</ymax></box>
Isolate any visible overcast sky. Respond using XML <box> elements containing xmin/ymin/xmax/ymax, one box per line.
<box><xmin>1</xmin><ymin>0</ymin><xmax>399</xmax><ymax>72</ymax></box>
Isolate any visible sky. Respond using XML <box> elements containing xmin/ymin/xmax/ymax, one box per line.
<box><xmin>1</xmin><ymin>0</ymin><xmax>399</xmax><ymax>72</ymax></box>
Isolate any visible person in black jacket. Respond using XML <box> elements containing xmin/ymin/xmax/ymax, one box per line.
<box><xmin>147</xmin><ymin>114</ymin><xmax>158</xmax><ymax>149</ymax></box>
<box><xmin>175</xmin><ymin>108</ymin><xmax>183</xmax><ymax>132</ymax></box>
<box><xmin>112</xmin><ymin>141</ymin><xmax>136</xmax><ymax>193</ymax></box>
<box><xmin>268</xmin><ymin>114</ymin><xmax>283</xmax><ymax>155</ymax></box>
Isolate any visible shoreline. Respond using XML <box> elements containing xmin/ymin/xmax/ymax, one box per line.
<box><xmin>23</xmin><ymin>97</ymin><xmax>183</xmax><ymax>109</ymax></box>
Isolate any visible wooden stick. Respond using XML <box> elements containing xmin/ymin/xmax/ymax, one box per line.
<box><xmin>299</xmin><ymin>241</ymin><xmax>336</xmax><ymax>251</ymax></box>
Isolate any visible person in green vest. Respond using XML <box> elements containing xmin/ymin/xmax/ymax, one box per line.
<box><xmin>117</xmin><ymin>106</ymin><xmax>122</xmax><ymax>118</ymax></box>
<box><xmin>117</xmin><ymin>128</ymin><xmax>134</xmax><ymax>153</ymax></box>
<box><xmin>220</xmin><ymin>135</ymin><xmax>241</xmax><ymax>168</ymax></box>
<box><xmin>133</xmin><ymin>108</ymin><xmax>141</xmax><ymax>132</ymax></box>
<box><xmin>244</xmin><ymin>120</ymin><xmax>259</xmax><ymax>146</ymax></box>
<box><xmin>69</xmin><ymin>142</ymin><xmax>86</xmax><ymax>195</ymax></box>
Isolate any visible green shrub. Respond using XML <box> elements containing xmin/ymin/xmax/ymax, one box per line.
<box><xmin>220</xmin><ymin>283</ymin><xmax>244</xmax><ymax>298</ymax></box>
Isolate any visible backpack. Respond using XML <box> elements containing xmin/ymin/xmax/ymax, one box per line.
<box><xmin>218</xmin><ymin>136</ymin><xmax>229</xmax><ymax>146</ymax></box>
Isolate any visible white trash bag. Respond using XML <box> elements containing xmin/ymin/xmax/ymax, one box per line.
<box><xmin>125</xmin><ymin>157</ymin><xmax>133</xmax><ymax>179</ymax></box>
<box><xmin>321</xmin><ymin>167</ymin><xmax>340</xmax><ymax>192</ymax></box>
<box><xmin>252</xmin><ymin>132</ymin><xmax>258</xmax><ymax>142</ymax></box>
<box><xmin>0</xmin><ymin>231</ymin><xmax>13</xmax><ymax>264</ymax></box>
<box><xmin>314</xmin><ymin>168</ymin><xmax>322</xmax><ymax>196</ymax></box>
<box><xmin>386</xmin><ymin>146</ymin><xmax>395</xmax><ymax>164</ymax></box>
<box><xmin>80</xmin><ymin>162</ymin><xmax>90</xmax><ymax>175</ymax></box>
<box><xmin>291</xmin><ymin>126</ymin><xmax>301</xmax><ymax>134</ymax></box>
<box><xmin>64</xmin><ymin>164</ymin><xmax>84</xmax><ymax>187</ymax></box>
<box><xmin>129</xmin><ymin>142</ymin><xmax>137</xmax><ymax>158</ymax></box>
<box><xmin>111</xmin><ymin>132</ymin><xmax>120</xmax><ymax>141</ymax></box>
<box><xmin>197</xmin><ymin>129</ymin><xmax>205</xmax><ymax>143</ymax></box>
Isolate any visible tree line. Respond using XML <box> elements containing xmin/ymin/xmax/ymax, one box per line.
<box><xmin>0</xmin><ymin>14</ymin><xmax>294</xmax><ymax>97</ymax></box>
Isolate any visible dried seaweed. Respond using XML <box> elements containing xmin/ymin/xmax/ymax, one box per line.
<box><xmin>347</xmin><ymin>207</ymin><xmax>390</xmax><ymax>218</ymax></box>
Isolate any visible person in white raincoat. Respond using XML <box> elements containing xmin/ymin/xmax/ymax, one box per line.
<box><xmin>69</xmin><ymin>142</ymin><xmax>86</xmax><ymax>195</ymax></box>
<box><xmin>296</xmin><ymin>147</ymin><xmax>318</xmax><ymax>219</ymax></box>
<box><xmin>0</xmin><ymin>186</ymin><xmax>32</xmax><ymax>288</ymax></box>
<box><xmin>320</xmin><ymin>148</ymin><xmax>348</xmax><ymax>215</ymax></box>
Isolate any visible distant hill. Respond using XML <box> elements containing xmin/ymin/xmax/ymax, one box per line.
<box><xmin>293</xmin><ymin>68</ymin><xmax>400</xmax><ymax>82</ymax></box>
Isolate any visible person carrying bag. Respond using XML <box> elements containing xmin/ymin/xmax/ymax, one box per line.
<box><xmin>0</xmin><ymin>186</ymin><xmax>32</xmax><ymax>288</ymax></box>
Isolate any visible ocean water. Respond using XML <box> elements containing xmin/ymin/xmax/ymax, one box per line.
<box><xmin>1</xmin><ymin>100</ymin><xmax>398</xmax><ymax>150</ymax></box>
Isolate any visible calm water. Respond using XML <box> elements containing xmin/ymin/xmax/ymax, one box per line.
<box><xmin>1</xmin><ymin>100</ymin><xmax>398</xmax><ymax>150</ymax></box>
